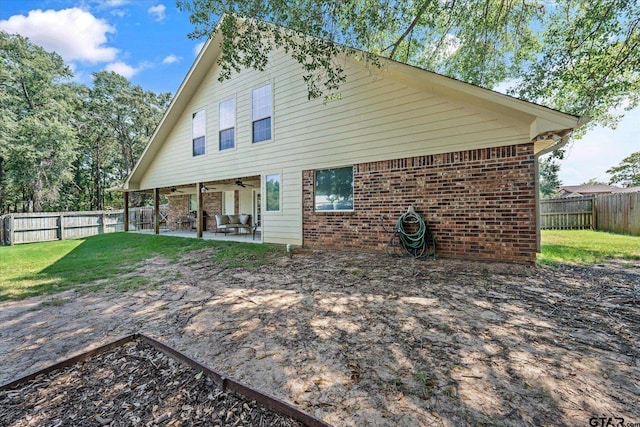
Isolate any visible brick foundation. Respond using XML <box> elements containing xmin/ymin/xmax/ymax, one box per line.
<box><xmin>303</xmin><ymin>143</ymin><xmax>537</xmax><ymax>263</ymax></box>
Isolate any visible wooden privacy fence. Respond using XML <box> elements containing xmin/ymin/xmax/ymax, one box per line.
<box><xmin>540</xmin><ymin>192</ymin><xmax>640</xmax><ymax>235</ymax></box>
<box><xmin>596</xmin><ymin>192</ymin><xmax>640</xmax><ymax>235</ymax></box>
<box><xmin>0</xmin><ymin>207</ymin><xmax>169</xmax><ymax>245</ymax></box>
<box><xmin>540</xmin><ymin>196</ymin><xmax>595</xmax><ymax>230</ymax></box>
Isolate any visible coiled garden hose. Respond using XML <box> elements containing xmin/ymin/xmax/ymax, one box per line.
<box><xmin>385</xmin><ymin>207</ymin><xmax>436</xmax><ymax>259</ymax></box>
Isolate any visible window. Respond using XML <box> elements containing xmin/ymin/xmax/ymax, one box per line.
<box><xmin>252</xmin><ymin>84</ymin><xmax>272</xmax><ymax>143</ymax></box>
<box><xmin>265</xmin><ymin>173</ymin><xmax>280</xmax><ymax>211</ymax></box>
<box><xmin>192</xmin><ymin>110</ymin><xmax>205</xmax><ymax>156</ymax></box>
<box><xmin>315</xmin><ymin>167</ymin><xmax>354</xmax><ymax>211</ymax></box>
<box><xmin>189</xmin><ymin>194</ymin><xmax>197</xmax><ymax>212</ymax></box>
<box><xmin>219</xmin><ymin>98</ymin><xmax>235</xmax><ymax>150</ymax></box>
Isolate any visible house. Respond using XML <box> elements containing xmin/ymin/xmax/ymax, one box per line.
<box><xmin>559</xmin><ymin>184</ymin><xmax>640</xmax><ymax>198</ymax></box>
<box><xmin>121</xmin><ymin>18</ymin><xmax>583</xmax><ymax>264</ymax></box>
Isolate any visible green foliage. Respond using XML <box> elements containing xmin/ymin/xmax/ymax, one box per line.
<box><xmin>0</xmin><ymin>33</ymin><xmax>170</xmax><ymax>213</ymax></box>
<box><xmin>0</xmin><ymin>31</ymin><xmax>78</xmax><ymax>212</ymax></box>
<box><xmin>178</xmin><ymin>1</ymin><xmax>639</xmax><ymax>129</ymax></box>
<box><xmin>539</xmin><ymin>157</ymin><xmax>562</xmax><ymax>198</ymax></box>
<box><xmin>514</xmin><ymin>1</ymin><xmax>640</xmax><ymax>133</ymax></box>
<box><xmin>73</xmin><ymin>71</ymin><xmax>171</xmax><ymax>210</ymax></box>
<box><xmin>607</xmin><ymin>151</ymin><xmax>640</xmax><ymax>187</ymax></box>
<box><xmin>0</xmin><ymin>233</ymin><xmax>281</xmax><ymax>301</ymax></box>
<box><xmin>539</xmin><ymin>230</ymin><xmax>640</xmax><ymax>265</ymax></box>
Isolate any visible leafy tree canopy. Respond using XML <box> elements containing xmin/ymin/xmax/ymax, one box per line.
<box><xmin>177</xmin><ymin>0</ymin><xmax>639</xmax><ymax>131</ymax></box>
<box><xmin>607</xmin><ymin>151</ymin><xmax>640</xmax><ymax>187</ymax></box>
<box><xmin>539</xmin><ymin>156</ymin><xmax>562</xmax><ymax>198</ymax></box>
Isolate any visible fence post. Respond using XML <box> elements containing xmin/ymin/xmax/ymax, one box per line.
<box><xmin>59</xmin><ymin>213</ymin><xmax>65</xmax><ymax>240</ymax></box>
<box><xmin>9</xmin><ymin>214</ymin><xmax>14</xmax><ymax>246</ymax></box>
<box><xmin>592</xmin><ymin>195</ymin><xmax>598</xmax><ymax>230</ymax></box>
<box><xmin>102</xmin><ymin>211</ymin><xmax>107</xmax><ymax>234</ymax></box>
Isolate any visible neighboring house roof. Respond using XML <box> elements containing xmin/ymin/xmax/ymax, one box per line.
<box><xmin>123</xmin><ymin>15</ymin><xmax>583</xmax><ymax>191</ymax></box>
<box><xmin>615</xmin><ymin>186</ymin><xmax>640</xmax><ymax>193</ymax></box>
<box><xmin>559</xmin><ymin>184</ymin><xmax>640</xmax><ymax>197</ymax></box>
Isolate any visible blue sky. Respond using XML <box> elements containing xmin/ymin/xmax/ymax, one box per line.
<box><xmin>1</xmin><ymin>0</ymin><xmax>638</xmax><ymax>186</ymax></box>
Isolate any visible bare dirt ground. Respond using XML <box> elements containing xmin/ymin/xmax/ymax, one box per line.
<box><xmin>1</xmin><ymin>249</ymin><xmax>639</xmax><ymax>426</ymax></box>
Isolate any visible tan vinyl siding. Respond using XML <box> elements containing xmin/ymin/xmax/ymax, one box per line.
<box><xmin>136</xmin><ymin>49</ymin><xmax>533</xmax><ymax>246</ymax></box>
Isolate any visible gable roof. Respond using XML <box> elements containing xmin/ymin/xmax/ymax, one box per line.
<box><xmin>123</xmin><ymin>16</ymin><xmax>583</xmax><ymax>191</ymax></box>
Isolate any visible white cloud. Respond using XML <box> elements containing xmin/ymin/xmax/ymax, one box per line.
<box><xmin>194</xmin><ymin>41</ymin><xmax>206</xmax><ymax>56</ymax></box>
<box><xmin>104</xmin><ymin>0</ymin><xmax>129</xmax><ymax>6</ymax></box>
<box><xmin>148</xmin><ymin>4</ymin><xmax>166</xmax><ymax>22</ymax></box>
<box><xmin>162</xmin><ymin>54</ymin><xmax>181</xmax><ymax>64</ymax></box>
<box><xmin>105</xmin><ymin>61</ymin><xmax>140</xmax><ymax>78</ymax></box>
<box><xmin>110</xmin><ymin>9</ymin><xmax>127</xmax><ymax>18</ymax></box>
<box><xmin>0</xmin><ymin>8</ymin><xmax>118</xmax><ymax>63</ymax></box>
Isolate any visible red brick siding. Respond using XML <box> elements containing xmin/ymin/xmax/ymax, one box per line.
<box><xmin>168</xmin><ymin>193</ymin><xmax>223</xmax><ymax>231</ymax></box>
<box><xmin>167</xmin><ymin>195</ymin><xmax>189</xmax><ymax>230</ymax></box>
<box><xmin>302</xmin><ymin>143</ymin><xmax>537</xmax><ymax>263</ymax></box>
<box><xmin>203</xmin><ymin>192</ymin><xmax>222</xmax><ymax>230</ymax></box>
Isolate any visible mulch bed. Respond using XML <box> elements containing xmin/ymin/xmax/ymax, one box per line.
<box><xmin>0</xmin><ymin>338</ymin><xmax>305</xmax><ymax>427</ymax></box>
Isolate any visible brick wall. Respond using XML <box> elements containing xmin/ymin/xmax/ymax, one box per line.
<box><xmin>167</xmin><ymin>195</ymin><xmax>189</xmax><ymax>230</ymax></box>
<box><xmin>302</xmin><ymin>143</ymin><xmax>537</xmax><ymax>263</ymax></box>
<box><xmin>203</xmin><ymin>192</ymin><xmax>222</xmax><ymax>230</ymax></box>
<box><xmin>167</xmin><ymin>193</ymin><xmax>223</xmax><ymax>231</ymax></box>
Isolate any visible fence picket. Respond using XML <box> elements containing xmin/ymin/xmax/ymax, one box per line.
<box><xmin>540</xmin><ymin>192</ymin><xmax>639</xmax><ymax>235</ymax></box>
<box><xmin>0</xmin><ymin>207</ymin><xmax>168</xmax><ymax>245</ymax></box>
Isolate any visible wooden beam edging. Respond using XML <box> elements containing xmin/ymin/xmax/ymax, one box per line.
<box><xmin>0</xmin><ymin>333</ymin><xmax>332</xmax><ymax>427</ymax></box>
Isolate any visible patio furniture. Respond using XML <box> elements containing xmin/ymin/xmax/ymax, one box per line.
<box><xmin>214</xmin><ymin>214</ymin><xmax>253</xmax><ymax>237</ymax></box>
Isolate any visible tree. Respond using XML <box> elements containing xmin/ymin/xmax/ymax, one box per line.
<box><xmin>177</xmin><ymin>1</ymin><xmax>639</xmax><ymax>130</ymax></box>
<box><xmin>581</xmin><ymin>178</ymin><xmax>607</xmax><ymax>186</ymax></box>
<box><xmin>74</xmin><ymin>71</ymin><xmax>171</xmax><ymax>210</ymax></box>
<box><xmin>0</xmin><ymin>34</ymin><xmax>170</xmax><ymax>213</ymax></box>
<box><xmin>539</xmin><ymin>157</ymin><xmax>562</xmax><ymax>199</ymax></box>
<box><xmin>607</xmin><ymin>151</ymin><xmax>640</xmax><ymax>187</ymax></box>
<box><xmin>0</xmin><ymin>31</ymin><xmax>78</xmax><ymax>212</ymax></box>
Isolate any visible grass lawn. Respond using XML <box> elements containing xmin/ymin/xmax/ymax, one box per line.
<box><xmin>0</xmin><ymin>233</ymin><xmax>279</xmax><ymax>301</ymax></box>
<box><xmin>539</xmin><ymin>229</ymin><xmax>640</xmax><ymax>265</ymax></box>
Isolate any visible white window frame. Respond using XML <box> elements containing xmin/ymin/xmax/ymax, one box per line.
<box><xmin>252</xmin><ymin>83</ymin><xmax>272</xmax><ymax>143</ymax></box>
<box><xmin>218</xmin><ymin>97</ymin><xmax>235</xmax><ymax>151</ymax></box>
<box><xmin>192</xmin><ymin>109</ymin><xmax>206</xmax><ymax>157</ymax></box>
<box><xmin>264</xmin><ymin>172</ymin><xmax>281</xmax><ymax>212</ymax></box>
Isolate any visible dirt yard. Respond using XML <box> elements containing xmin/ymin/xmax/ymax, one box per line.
<box><xmin>1</xmin><ymin>249</ymin><xmax>638</xmax><ymax>426</ymax></box>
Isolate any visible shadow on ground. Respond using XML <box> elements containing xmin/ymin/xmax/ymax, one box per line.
<box><xmin>1</xmin><ymin>248</ymin><xmax>638</xmax><ymax>426</ymax></box>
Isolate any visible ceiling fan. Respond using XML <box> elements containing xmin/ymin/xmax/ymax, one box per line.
<box><xmin>170</xmin><ymin>187</ymin><xmax>184</xmax><ymax>193</ymax></box>
<box><xmin>235</xmin><ymin>179</ymin><xmax>255</xmax><ymax>188</ymax></box>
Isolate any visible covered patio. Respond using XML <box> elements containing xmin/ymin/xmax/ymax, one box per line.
<box><xmin>121</xmin><ymin>175</ymin><xmax>261</xmax><ymax>243</ymax></box>
<box><xmin>130</xmin><ymin>228</ymin><xmax>261</xmax><ymax>243</ymax></box>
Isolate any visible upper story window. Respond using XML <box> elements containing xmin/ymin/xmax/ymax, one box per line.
<box><xmin>192</xmin><ymin>109</ymin><xmax>206</xmax><ymax>156</ymax></box>
<box><xmin>219</xmin><ymin>98</ymin><xmax>235</xmax><ymax>150</ymax></box>
<box><xmin>252</xmin><ymin>83</ymin><xmax>272</xmax><ymax>143</ymax></box>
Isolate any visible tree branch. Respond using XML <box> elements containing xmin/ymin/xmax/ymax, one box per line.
<box><xmin>387</xmin><ymin>0</ymin><xmax>433</xmax><ymax>60</ymax></box>
<box><xmin>19</xmin><ymin>79</ymin><xmax>34</xmax><ymax>110</ymax></box>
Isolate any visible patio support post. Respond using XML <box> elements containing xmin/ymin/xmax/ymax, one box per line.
<box><xmin>154</xmin><ymin>188</ymin><xmax>160</xmax><ymax>235</ymax></box>
<box><xmin>196</xmin><ymin>182</ymin><xmax>203</xmax><ymax>238</ymax></box>
<box><xmin>123</xmin><ymin>192</ymin><xmax>129</xmax><ymax>232</ymax></box>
